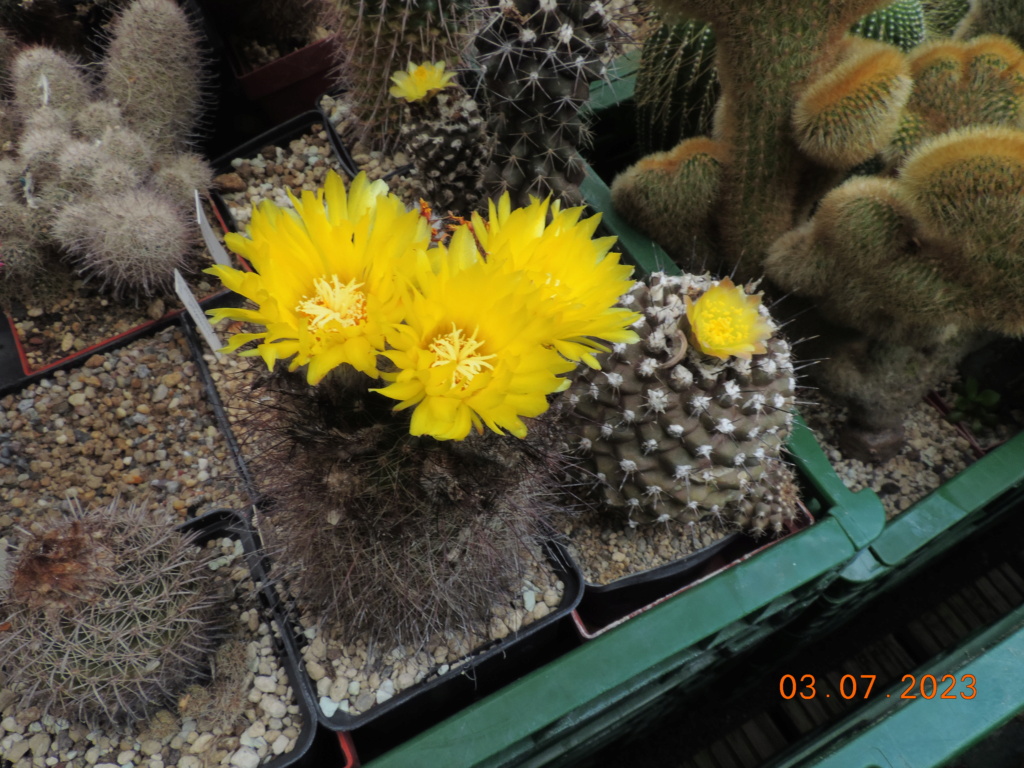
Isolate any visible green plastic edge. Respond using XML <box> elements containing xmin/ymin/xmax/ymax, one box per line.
<box><xmin>365</xmin><ymin>517</ymin><xmax>857</xmax><ymax>768</ymax></box>
<box><xmin>585</xmin><ymin>49</ymin><xmax>640</xmax><ymax>113</ymax></box>
<box><xmin>869</xmin><ymin>429</ymin><xmax>1024</xmax><ymax>567</ymax></box>
<box><xmin>773</xmin><ymin>603</ymin><xmax>1024</xmax><ymax>768</ymax></box>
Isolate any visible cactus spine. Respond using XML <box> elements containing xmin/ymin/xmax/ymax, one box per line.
<box><xmin>244</xmin><ymin>369</ymin><xmax>565</xmax><ymax>646</ymax></box>
<box><xmin>566</xmin><ymin>273</ymin><xmax>800</xmax><ymax>537</ymax></box>
<box><xmin>474</xmin><ymin>0</ymin><xmax>631</xmax><ymax>207</ymax></box>
<box><xmin>327</xmin><ymin>0</ymin><xmax>474</xmax><ymax>151</ymax></box>
<box><xmin>0</xmin><ymin>502</ymin><xmax>227</xmax><ymax>728</ymax></box>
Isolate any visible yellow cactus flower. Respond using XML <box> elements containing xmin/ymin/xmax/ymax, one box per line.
<box><xmin>468</xmin><ymin>194</ymin><xmax>641</xmax><ymax>368</ymax></box>
<box><xmin>685</xmin><ymin>277</ymin><xmax>773</xmax><ymax>359</ymax></box>
<box><xmin>373</xmin><ymin>228</ymin><xmax>576</xmax><ymax>441</ymax></box>
<box><xmin>389</xmin><ymin>61</ymin><xmax>456</xmax><ymax>102</ymax></box>
<box><xmin>205</xmin><ymin>171</ymin><xmax>431</xmax><ymax>384</ymax></box>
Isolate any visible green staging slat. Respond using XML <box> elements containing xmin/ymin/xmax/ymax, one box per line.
<box><xmin>774</xmin><ymin>608</ymin><xmax>1024</xmax><ymax>768</ymax></box>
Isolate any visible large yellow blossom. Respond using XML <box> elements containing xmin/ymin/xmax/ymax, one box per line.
<box><xmin>469</xmin><ymin>194</ymin><xmax>640</xmax><ymax>367</ymax></box>
<box><xmin>374</xmin><ymin>227</ymin><xmax>576</xmax><ymax>440</ymax></box>
<box><xmin>685</xmin><ymin>277</ymin><xmax>773</xmax><ymax>359</ymax></box>
<box><xmin>205</xmin><ymin>171</ymin><xmax>430</xmax><ymax>384</ymax></box>
<box><xmin>389</xmin><ymin>61</ymin><xmax>456</xmax><ymax>102</ymax></box>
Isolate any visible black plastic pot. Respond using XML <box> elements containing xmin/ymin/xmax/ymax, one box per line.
<box><xmin>180</xmin><ymin>508</ymin><xmax>318</xmax><ymax>767</ymax></box>
<box><xmin>306</xmin><ymin>539</ymin><xmax>585</xmax><ymax>764</ymax></box>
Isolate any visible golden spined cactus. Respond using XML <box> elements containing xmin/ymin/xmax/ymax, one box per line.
<box><xmin>609</xmin><ymin>136</ymin><xmax>725</xmax><ymax>268</ymax></box>
<box><xmin>565</xmin><ymin>272</ymin><xmax>800</xmax><ymax>537</ymax></box>
<box><xmin>765</xmin><ymin>126</ymin><xmax>1024</xmax><ymax>460</ymax></box>
<box><xmin>792</xmin><ymin>38</ymin><xmax>913</xmax><ymax>169</ymax></box>
<box><xmin>884</xmin><ymin>34</ymin><xmax>1024</xmax><ymax>165</ymax></box>
<box><xmin>613</xmin><ymin>0</ymin><xmax>894</xmax><ymax>278</ymax></box>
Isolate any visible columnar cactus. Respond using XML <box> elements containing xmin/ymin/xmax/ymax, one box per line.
<box><xmin>612</xmin><ymin>0</ymin><xmax>902</xmax><ymax>278</ymax></box>
<box><xmin>389</xmin><ymin>61</ymin><xmax>491</xmax><ymax>215</ymax></box>
<box><xmin>327</xmin><ymin>0</ymin><xmax>474</xmax><ymax>151</ymax></box>
<box><xmin>566</xmin><ymin>272</ymin><xmax>800</xmax><ymax>537</ymax></box>
<box><xmin>474</xmin><ymin>0</ymin><xmax>631</xmax><ymax>206</ymax></box>
<box><xmin>0</xmin><ymin>502</ymin><xmax>227</xmax><ymax>728</ymax></box>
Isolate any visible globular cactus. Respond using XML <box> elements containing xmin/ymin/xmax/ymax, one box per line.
<box><xmin>101</xmin><ymin>0</ymin><xmax>206</xmax><ymax>153</ymax></box>
<box><xmin>244</xmin><ymin>368</ymin><xmax>564</xmax><ymax>646</ymax></box>
<box><xmin>924</xmin><ymin>0</ymin><xmax>972</xmax><ymax>37</ymax></box>
<box><xmin>390</xmin><ymin>61</ymin><xmax>491</xmax><ymax>215</ymax></box>
<box><xmin>53</xmin><ymin>188</ymin><xmax>193</xmax><ymax>297</ymax></box>
<box><xmin>474</xmin><ymin>0</ymin><xmax>632</xmax><ymax>207</ymax></box>
<box><xmin>0</xmin><ymin>501</ymin><xmax>227</xmax><ymax>728</ymax></box>
<box><xmin>327</xmin><ymin>0</ymin><xmax>474</xmax><ymax>151</ymax></box>
<box><xmin>565</xmin><ymin>272</ymin><xmax>800</xmax><ymax>537</ymax></box>
<box><xmin>11</xmin><ymin>46</ymin><xmax>93</xmax><ymax>117</ymax></box>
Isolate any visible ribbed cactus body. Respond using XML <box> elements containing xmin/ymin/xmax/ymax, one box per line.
<box><xmin>852</xmin><ymin>0</ymin><xmax>927</xmax><ymax>50</ymax></box>
<box><xmin>331</xmin><ymin>0</ymin><xmax>473</xmax><ymax>151</ymax></box>
<box><xmin>475</xmin><ymin>0</ymin><xmax>626</xmax><ymax>206</ymax></box>
<box><xmin>400</xmin><ymin>85</ymin><xmax>490</xmax><ymax>214</ymax></box>
<box><xmin>566</xmin><ymin>273</ymin><xmax>799</xmax><ymax>536</ymax></box>
<box><xmin>0</xmin><ymin>503</ymin><xmax>226</xmax><ymax>728</ymax></box>
<box><xmin>634</xmin><ymin>18</ymin><xmax>718</xmax><ymax>154</ymax></box>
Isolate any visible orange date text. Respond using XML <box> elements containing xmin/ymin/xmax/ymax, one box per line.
<box><xmin>779</xmin><ymin>674</ymin><xmax>976</xmax><ymax>700</ymax></box>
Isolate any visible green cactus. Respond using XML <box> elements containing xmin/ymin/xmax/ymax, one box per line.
<box><xmin>613</xmin><ymin>0</ymin><xmax>900</xmax><ymax>278</ymax></box>
<box><xmin>327</xmin><ymin>0</ymin><xmax>474</xmax><ymax>152</ymax></box>
<box><xmin>474</xmin><ymin>0</ymin><xmax>632</xmax><ymax>207</ymax></box>
<box><xmin>923</xmin><ymin>0</ymin><xmax>971</xmax><ymax>37</ymax></box>
<box><xmin>0</xmin><ymin>501</ymin><xmax>227</xmax><ymax>728</ymax></box>
<box><xmin>764</xmin><ymin>125</ymin><xmax>1024</xmax><ymax>458</ymax></box>
<box><xmin>633</xmin><ymin>18</ymin><xmax>718</xmax><ymax>155</ymax></box>
<box><xmin>565</xmin><ymin>272</ymin><xmax>800</xmax><ymax>537</ymax></box>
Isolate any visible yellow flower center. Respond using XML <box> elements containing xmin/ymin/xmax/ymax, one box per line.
<box><xmin>686</xmin><ymin>277</ymin><xmax>771</xmax><ymax>359</ymax></box>
<box><xmin>429</xmin><ymin>324</ymin><xmax>495</xmax><ymax>389</ymax></box>
<box><xmin>296</xmin><ymin>275</ymin><xmax>367</xmax><ymax>332</ymax></box>
<box><xmin>412</xmin><ymin>65</ymin><xmax>431</xmax><ymax>84</ymax></box>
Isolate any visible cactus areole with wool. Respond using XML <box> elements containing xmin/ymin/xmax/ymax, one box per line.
<box><xmin>206</xmin><ymin>171</ymin><xmax>641</xmax><ymax>441</ymax></box>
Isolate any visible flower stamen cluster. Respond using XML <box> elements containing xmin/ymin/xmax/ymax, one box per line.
<box><xmin>685</xmin><ymin>277</ymin><xmax>773</xmax><ymax>359</ymax></box>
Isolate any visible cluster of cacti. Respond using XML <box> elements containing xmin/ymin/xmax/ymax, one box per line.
<box><xmin>614</xmin><ymin>0</ymin><xmax>908</xmax><ymax>280</ymax></box>
<box><xmin>608</xmin><ymin>0</ymin><xmax>1024</xmax><ymax>460</ymax></box>
<box><xmin>564</xmin><ymin>272</ymin><xmax>800</xmax><ymax>537</ymax></box>
<box><xmin>0</xmin><ymin>501</ymin><xmax>227</xmax><ymax>728</ymax></box>
<box><xmin>633</xmin><ymin>1</ymin><xmax>925</xmax><ymax>156</ymax></box>
<box><xmin>327</xmin><ymin>0</ymin><xmax>475</xmax><ymax>152</ymax></box>
<box><xmin>0</xmin><ymin>0</ymin><xmax>211</xmax><ymax>303</ymax></box>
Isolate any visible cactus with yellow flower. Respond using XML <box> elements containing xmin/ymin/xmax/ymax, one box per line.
<box><xmin>388</xmin><ymin>61</ymin><xmax>491</xmax><ymax>215</ymax></box>
<box><xmin>206</xmin><ymin>169</ymin><xmax>641</xmax><ymax>644</ymax></box>
<box><xmin>564</xmin><ymin>272</ymin><xmax>800</xmax><ymax>536</ymax></box>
